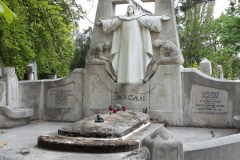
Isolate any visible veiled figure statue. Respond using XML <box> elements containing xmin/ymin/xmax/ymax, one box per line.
<box><xmin>96</xmin><ymin>1</ymin><xmax>170</xmax><ymax>84</ymax></box>
<box><xmin>143</xmin><ymin>39</ymin><xmax>184</xmax><ymax>82</ymax></box>
<box><xmin>90</xmin><ymin>41</ymin><xmax>117</xmax><ymax>82</ymax></box>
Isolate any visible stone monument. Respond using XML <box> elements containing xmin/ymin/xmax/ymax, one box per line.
<box><xmin>83</xmin><ymin>0</ymin><xmax>184</xmax><ymax>126</ymax></box>
<box><xmin>2</xmin><ymin>0</ymin><xmax>240</xmax><ymax>160</ymax></box>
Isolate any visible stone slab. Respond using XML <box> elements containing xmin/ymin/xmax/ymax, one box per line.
<box><xmin>47</xmin><ymin>83</ymin><xmax>75</xmax><ymax>108</ymax></box>
<box><xmin>38</xmin><ymin>135</ymin><xmax>139</xmax><ymax>153</ymax></box>
<box><xmin>181</xmin><ymin>68</ymin><xmax>238</xmax><ymax>127</ymax></box>
<box><xmin>58</xmin><ymin>111</ymin><xmax>149</xmax><ymax>138</ymax></box>
<box><xmin>0</xmin><ymin>106</ymin><xmax>33</xmax><ymax>119</ymax></box>
<box><xmin>191</xmin><ymin>85</ymin><xmax>228</xmax><ymax>114</ymax></box>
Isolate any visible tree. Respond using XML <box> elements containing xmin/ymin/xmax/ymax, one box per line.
<box><xmin>207</xmin><ymin>1</ymin><xmax>240</xmax><ymax>79</ymax></box>
<box><xmin>0</xmin><ymin>0</ymin><xmax>84</xmax><ymax>79</ymax></box>
<box><xmin>70</xmin><ymin>27</ymin><xmax>92</xmax><ymax>70</ymax></box>
<box><xmin>177</xmin><ymin>0</ymin><xmax>215</xmax><ymax>67</ymax></box>
<box><xmin>0</xmin><ymin>0</ymin><xmax>15</xmax><ymax>23</ymax></box>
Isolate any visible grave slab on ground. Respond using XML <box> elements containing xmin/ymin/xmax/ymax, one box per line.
<box><xmin>38</xmin><ymin>111</ymin><xmax>150</xmax><ymax>153</ymax></box>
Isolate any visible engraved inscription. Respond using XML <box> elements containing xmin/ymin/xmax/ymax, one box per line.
<box><xmin>47</xmin><ymin>83</ymin><xmax>75</xmax><ymax>108</ymax></box>
<box><xmin>114</xmin><ymin>94</ymin><xmax>146</xmax><ymax>101</ymax></box>
<box><xmin>50</xmin><ymin>89</ymin><xmax>73</xmax><ymax>106</ymax></box>
<box><xmin>192</xmin><ymin>85</ymin><xmax>228</xmax><ymax>113</ymax></box>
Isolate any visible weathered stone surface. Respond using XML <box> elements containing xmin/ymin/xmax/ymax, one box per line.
<box><xmin>181</xmin><ymin>68</ymin><xmax>240</xmax><ymax>128</ymax></box>
<box><xmin>0</xmin><ymin>105</ymin><xmax>33</xmax><ymax>128</ymax></box>
<box><xmin>38</xmin><ymin>111</ymin><xmax>150</xmax><ymax>153</ymax></box>
<box><xmin>148</xmin><ymin>65</ymin><xmax>183</xmax><ymax>126</ymax></box>
<box><xmin>58</xmin><ymin>111</ymin><xmax>149</xmax><ymax>138</ymax></box>
<box><xmin>18</xmin><ymin>68</ymin><xmax>84</xmax><ymax>122</ymax></box>
<box><xmin>191</xmin><ymin>85</ymin><xmax>228</xmax><ymax>114</ymax></box>
<box><xmin>233</xmin><ymin>115</ymin><xmax>240</xmax><ymax>128</ymax></box>
<box><xmin>26</xmin><ymin>61</ymin><xmax>38</xmax><ymax>80</ymax></box>
<box><xmin>0</xmin><ymin>67</ymin><xmax>33</xmax><ymax>128</ymax></box>
<box><xmin>199</xmin><ymin>58</ymin><xmax>212</xmax><ymax>76</ymax></box>
<box><xmin>1</xmin><ymin>67</ymin><xmax>18</xmax><ymax>107</ymax></box>
<box><xmin>121</xmin><ymin>147</ymin><xmax>150</xmax><ymax>160</ymax></box>
<box><xmin>38</xmin><ymin>135</ymin><xmax>139</xmax><ymax>153</ymax></box>
<box><xmin>83</xmin><ymin>64</ymin><xmax>183</xmax><ymax>127</ymax></box>
<box><xmin>142</xmin><ymin>127</ymin><xmax>183</xmax><ymax>160</ymax></box>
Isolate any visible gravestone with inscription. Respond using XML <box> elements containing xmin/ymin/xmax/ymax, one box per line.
<box><xmin>192</xmin><ymin>85</ymin><xmax>228</xmax><ymax>113</ymax></box>
<box><xmin>47</xmin><ymin>84</ymin><xmax>75</xmax><ymax>109</ymax></box>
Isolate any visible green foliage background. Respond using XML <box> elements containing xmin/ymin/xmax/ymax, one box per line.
<box><xmin>0</xmin><ymin>0</ymin><xmax>239</xmax><ymax>80</ymax></box>
<box><xmin>70</xmin><ymin>27</ymin><xmax>92</xmax><ymax>70</ymax></box>
<box><xmin>0</xmin><ymin>0</ymin><xmax>83</xmax><ymax>79</ymax></box>
<box><xmin>178</xmin><ymin>0</ymin><xmax>240</xmax><ymax>79</ymax></box>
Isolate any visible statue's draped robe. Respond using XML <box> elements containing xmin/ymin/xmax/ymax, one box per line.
<box><xmin>101</xmin><ymin>15</ymin><xmax>163</xmax><ymax>83</ymax></box>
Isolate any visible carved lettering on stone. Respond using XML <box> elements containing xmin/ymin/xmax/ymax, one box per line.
<box><xmin>47</xmin><ymin>83</ymin><xmax>75</xmax><ymax>108</ymax></box>
<box><xmin>113</xmin><ymin>94</ymin><xmax>146</xmax><ymax>102</ymax></box>
<box><xmin>191</xmin><ymin>85</ymin><xmax>228</xmax><ymax>113</ymax></box>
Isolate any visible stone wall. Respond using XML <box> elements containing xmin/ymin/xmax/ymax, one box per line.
<box><xmin>83</xmin><ymin>64</ymin><xmax>183</xmax><ymax>126</ymax></box>
<box><xmin>184</xmin><ymin>133</ymin><xmax>240</xmax><ymax>160</ymax></box>
<box><xmin>182</xmin><ymin>68</ymin><xmax>240</xmax><ymax>128</ymax></box>
<box><xmin>14</xmin><ymin>66</ymin><xmax>240</xmax><ymax>127</ymax></box>
<box><xmin>18</xmin><ymin>69</ymin><xmax>84</xmax><ymax>122</ymax></box>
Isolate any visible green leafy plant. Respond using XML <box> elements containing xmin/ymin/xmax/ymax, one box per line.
<box><xmin>0</xmin><ymin>0</ymin><xmax>16</xmax><ymax>23</ymax></box>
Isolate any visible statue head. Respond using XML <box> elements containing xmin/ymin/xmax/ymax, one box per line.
<box><xmin>153</xmin><ymin>39</ymin><xmax>164</xmax><ymax>48</ymax></box>
<box><xmin>103</xmin><ymin>41</ymin><xmax>111</xmax><ymax>49</ymax></box>
<box><xmin>126</xmin><ymin>3</ymin><xmax>137</xmax><ymax>16</ymax></box>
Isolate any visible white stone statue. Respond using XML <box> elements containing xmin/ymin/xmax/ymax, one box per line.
<box><xmin>90</xmin><ymin>42</ymin><xmax>117</xmax><ymax>82</ymax></box>
<box><xmin>144</xmin><ymin>39</ymin><xmax>184</xmax><ymax>82</ymax></box>
<box><xmin>96</xmin><ymin>2</ymin><xmax>170</xmax><ymax>83</ymax></box>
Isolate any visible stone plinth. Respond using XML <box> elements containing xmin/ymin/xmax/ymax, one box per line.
<box><xmin>142</xmin><ymin>127</ymin><xmax>183</xmax><ymax>160</ymax></box>
<box><xmin>38</xmin><ymin>111</ymin><xmax>149</xmax><ymax>153</ymax></box>
<box><xmin>83</xmin><ymin>64</ymin><xmax>183</xmax><ymax>126</ymax></box>
<box><xmin>59</xmin><ymin>111</ymin><xmax>149</xmax><ymax>138</ymax></box>
<box><xmin>38</xmin><ymin>135</ymin><xmax>139</xmax><ymax>153</ymax></box>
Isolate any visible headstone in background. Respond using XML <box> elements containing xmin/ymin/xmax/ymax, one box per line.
<box><xmin>217</xmin><ymin>65</ymin><xmax>224</xmax><ymax>79</ymax></box>
<box><xmin>199</xmin><ymin>58</ymin><xmax>212</xmax><ymax>76</ymax></box>
<box><xmin>27</xmin><ymin>62</ymin><xmax>38</xmax><ymax>80</ymax></box>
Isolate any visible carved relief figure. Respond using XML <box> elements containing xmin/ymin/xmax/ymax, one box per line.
<box><xmin>96</xmin><ymin>2</ymin><xmax>170</xmax><ymax>83</ymax></box>
<box><xmin>90</xmin><ymin>41</ymin><xmax>117</xmax><ymax>82</ymax></box>
<box><xmin>144</xmin><ymin>39</ymin><xmax>184</xmax><ymax>82</ymax></box>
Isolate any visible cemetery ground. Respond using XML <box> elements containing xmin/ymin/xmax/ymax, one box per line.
<box><xmin>0</xmin><ymin>120</ymin><xmax>237</xmax><ymax>160</ymax></box>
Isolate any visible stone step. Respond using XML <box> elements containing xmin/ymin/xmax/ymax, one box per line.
<box><xmin>37</xmin><ymin>111</ymin><xmax>162</xmax><ymax>153</ymax></box>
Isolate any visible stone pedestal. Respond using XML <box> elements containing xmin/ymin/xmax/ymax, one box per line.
<box><xmin>0</xmin><ymin>67</ymin><xmax>33</xmax><ymax>128</ymax></box>
<box><xmin>27</xmin><ymin>62</ymin><xmax>38</xmax><ymax>80</ymax></box>
<box><xmin>83</xmin><ymin>64</ymin><xmax>183</xmax><ymax>126</ymax></box>
<box><xmin>38</xmin><ymin>111</ymin><xmax>148</xmax><ymax>153</ymax></box>
<box><xmin>148</xmin><ymin>65</ymin><xmax>183</xmax><ymax>126</ymax></box>
<box><xmin>142</xmin><ymin>127</ymin><xmax>183</xmax><ymax>160</ymax></box>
